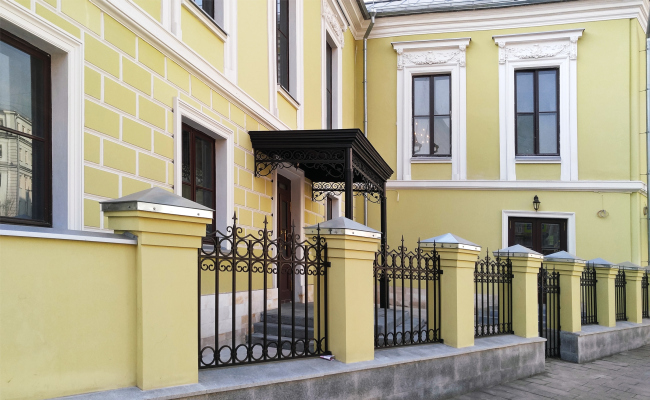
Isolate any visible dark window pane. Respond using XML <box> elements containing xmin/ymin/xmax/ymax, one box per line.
<box><xmin>195</xmin><ymin>188</ymin><xmax>213</xmax><ymax>209</ymax></box>
<box><xmin>433</xmin><ymin>75</ymin><xmax>450</xmax><ymax>115</ymax></box>
<box><xmin>541</xmin><ymin>223</ymin><xmax>561</xmax><ymax>254</ymax></box>
<box><xmin>514</xmin><ymin>222</ymin><xmax>533</xmax><ymax>248</ymax></box>
<box><xmin>277</xmin><ymin>0</ymin><xmax>290</xmax><ymax>91</ymax></box>
<box><xmin>516</xmin><ymin>72</ymin><xmax>534</xmax><ymax>113</ymax></box>
<box><xmin>195</xmin><ymin>136</ymin><xmax>213</xmax><ymax>189</ymax></box>
<box><xmin>413</xmin><ymin>117</ymin><xmax>430</xmax><ymax>155</ymax></box>
<box><xmin>182</xmin><ymin>130</ymin><xmax>191</xmax><ymax>184</ymax></box>
<box><xmin>539</xmin><ymin>113</ymin><xmax>558</xmax><ymax>154</ymax></box>
<box><xmin>182</xmin><ymin>183</ymin><xmax>192</xmax><ymax>200</ymax></box>
<box><xmin>516</xmin><ymin>114</ymin><xmax>535</xmax><ymax>155</ymax></box>
<box><xmin>194</xmin><ymin>0</ymin><xmax>214</xmax><ymax>18</ymax></box>
<box><xmin>0</xmin><ymin>40</ymin><xmax>33</xmax><ymax>126</ymax></box>
<box><xmin>538</xmin><ymin>70</ymin><xmax>557</xmax><ymax>112</ymax></box>
<box><xmin>326</xmin><ymin>42</ymin><xmax>333</xmax><ymax>129</ymax></box>
<box><xmin>433</xmin><ymin>116</ymin><xmax>450</xmax><ymax>156</ymax></box>
<box><xmin>413</xmin><ymin>77</ymin><xmax>429</xmax><ymax>116</ymax></box>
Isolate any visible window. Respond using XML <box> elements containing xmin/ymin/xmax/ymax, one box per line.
<box><xmin>326</xmin><ymin>196</ymin><xmax>333</xmax><ymax>220</ymax></box>
<box><xmin>182</xmin><ymin>123</ymin><xmax>216</xmax><ymax>232</ymax></box>
<box><xmin>515</xmin><ymin>69</ymin><xmax>559</xmax><ymax>156</ymax></box>
<box><xmin>508</xmin><ymin>217</ymin><xmax>567</xmax><ymax>255</ymax></box>
<box><xmin>276</xmin><ymin>0</ymin><xmax>290</xmax><ymax>92</ymax></box>
<box><xmin>326</xmin><ymin>41</ymin><xmax>333</xmax><ymax>130</ymax></box>
<box><xmin>0</xmin><ymin>29</ymin><xmax>51</xmax><ymax>226</ymax></box>
<box><xmin>412</xmin><ymin>74</ymin><xmax>451</xmax><ymax>157</ymax></box>
<box><xmin>192</xmin><ymin>0</ymin><xmax>224</xmax><ymax>27</ymax></box>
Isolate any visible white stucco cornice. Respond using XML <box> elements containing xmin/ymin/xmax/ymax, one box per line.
<box><xmin>342</xmin><ymin>0</ymin><xmax>648</xmax><ymax>40</ymax></box>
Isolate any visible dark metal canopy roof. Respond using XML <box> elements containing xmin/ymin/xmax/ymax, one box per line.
<box><xmin>248</xmin><ymin>129</ymin><xmax>393</xmax><ymax>202</ymax></box>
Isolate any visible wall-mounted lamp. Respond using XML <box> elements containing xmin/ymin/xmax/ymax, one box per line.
<box><xmin>533</xmin><ymin>195</ymin><xmax>540</xmax><ymax>212</ymax></box>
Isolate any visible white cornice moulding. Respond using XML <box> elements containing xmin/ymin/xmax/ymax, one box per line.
<box><xmin>96</xmin><ymin>0</ymin><xmax>289</xmax><ymax>131</ymax></box>
<box><xmin>392</xmin><ymin>38</ymin><xmax>471</xmax><ymax>69</ymax></box>
<box><xmin>386</xmin><ymin>180</ymin><xmax>648</xmax><ymax>195</ymax></box>
<box><xmin>322</xmin><ymin>0</ymin><xmax>348</xmax><ymax>48</ymax></box>
<box><xmin>343</xmin><ymin>0</ymin><xmax>648</xmax><ymax>40</ymax></box>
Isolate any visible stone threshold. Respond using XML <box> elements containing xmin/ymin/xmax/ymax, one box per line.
<box><xmin>58</xmin><ymin>335</ymin><xmax>545</xmax><ymax>400</ymax></box>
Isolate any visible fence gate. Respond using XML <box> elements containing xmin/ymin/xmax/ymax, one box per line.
<box><xmin>538</xmin><ymin>265</ymin><xmax>560</xmax><ymax>358</ymax></box>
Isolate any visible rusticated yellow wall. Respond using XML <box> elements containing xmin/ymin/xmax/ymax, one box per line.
<box><xmin>180</xmin><ymin>5</ymin><xmax>225</xmax><ymax>72</ymax></box>
<box><xmin>0</xmin><ymin>237</ymin><xmax>137</xmax><ymax>400</ymax></box>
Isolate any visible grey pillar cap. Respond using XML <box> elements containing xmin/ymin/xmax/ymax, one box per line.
<box><xmin>420</xmin><ymin>233</ymin><xmax>480</xmax><ymax>251</ymax></box>
<box><xmin>587</xmin><ymin>258</ymin><xmax>616</xmax><ymax>268</ymax></box>
<box><xmin>618</xmin><ymin>261</ymin><xmax>643</xmax><ymax>271</ymax></box>
<box><xmin>304</xmin><ymin>216</ymin><xmax>381</xmax><ymax>239</ymax></box>
<box><xmin>544</xmin><ymin>251</ymin><xmax>585</xmax><ymax>264</ymax></box>
<box><xmin>101</xmin><ymin>187</ymin><xmax>214</xmax><ymax>219</ymax></box>
<box><xmin>493</xmin><ymin>244</ymin><xmax>543</xmax><ymax>259</ymax></box>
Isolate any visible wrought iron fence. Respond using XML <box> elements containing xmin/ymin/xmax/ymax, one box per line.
<box><xmin>474</xmin><ymin>251</ymin><xmax>513</xmax><ymax>337</ymax></box>
<box><xmin>198</xmin><ymin>215</ymin><xmax>329</xmax><ymax>368</ymax></box>
<box><xmin>373</xmin><ymin>238</ymin><xmax>442</xmax><ymax>348</ymax></box>
<box><xmin>580</xmin><ymin>264</ymin><xmax>598</xmax><ymax>325</ymax></box>
<box><xmin>615</xmin><ymin>268</ymin><xmax>627</xmax><ymax>322</ymax></box>
<box><xmin>539</xmin><ymin>265</ymin><xmax>561</xmax><ymax>358</ymax></box>
<box><xmin>643</xmin><ymin>271</ymin><xmax>649</xmax><ymax>319</ymax></box>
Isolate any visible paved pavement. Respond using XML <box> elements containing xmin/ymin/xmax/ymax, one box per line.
<box><xmin>455</xmin><ymin>345</ymin><xmax>650</xmax><ymax>399</ymax></box>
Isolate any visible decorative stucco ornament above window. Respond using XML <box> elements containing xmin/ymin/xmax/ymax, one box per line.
<box><xmin>392</xmin><ymin>38</ymin><xmax>471</xmax><ymax>181</ymax></box>
<box><xmin>493</xmin><ymin>29</ymin><xmax>584</xmax><ymax>182</ymax></box>
<box><xmin>322</xmin><ymin>0</ymin><xmax>347</xmax><ymax>48</ymax></box>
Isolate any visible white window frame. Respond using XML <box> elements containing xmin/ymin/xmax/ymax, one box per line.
<box><xmin>494</xmin><ymin>29</ymin><xmax>583</xmax><ymax>182</ymax></box>
<box><xmin>321</xmin><ymin>0</ymin><xmax>346</xmax><ymax>129</ymax></box>
<box><xmin>501</xmin><ymin>210</ymin><xmax>576</xmax><ymax>255</ymax></box>
<box><xmin>0</xmin><ymin>1</ymin><xmax>83</xmax><ymax>231</ymax></box>
<box><xmin>173</xmin><ymin>97</ymin><xmax>234</xmax><ymax>234</ymax></box>
<box><xmin>393</xmin><ymin>38</ymin><xmax>470</xmax><ymax>181</ymax></box>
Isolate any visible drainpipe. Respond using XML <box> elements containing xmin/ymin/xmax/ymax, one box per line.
<box><xmin>646</xmin><ymin>20</ymin><xmax>650</xmax><ymax>266</ymax></box>
<box><xmin>363</xmin><ymin>12</ymin><xmax>375</xmax><ymax>225</ymax></box>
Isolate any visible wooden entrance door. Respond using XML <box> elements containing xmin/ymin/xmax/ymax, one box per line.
<box><xmin>508</xmin><ymin>217</ymin><xmax>567</xmax><ymax>255</ymax></box>
<box><xmin>277</xmin><ymin>175</ymin><xmax>293</xmax><ymax>303</ymax></box>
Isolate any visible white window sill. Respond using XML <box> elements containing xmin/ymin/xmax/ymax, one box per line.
<box><xmin>277</xmin><ymin>85</ymin><xmax>301</xmax><ymax>109</ymax></box>
<box><xmin>0</xmin><ymin>225</ymin><xmax>137</xmax><ymax>245</ymax></box>
<box><xmin>182</xmin><ymin>0</ymin><xmax>228</xmax><ymax>41</ymax></box>
<box><xmin>411</xmin><ymin>157</ymin><xmax>452</xmax><ymax>164</ymax></box>
<box><xmin>515</xmin><ymin>156</ymin><xmax>561</xmax><ymax>164</ymax></box>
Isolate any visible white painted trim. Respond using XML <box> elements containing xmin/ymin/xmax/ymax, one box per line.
<box><xmin>277</xmin><ymin>85</ymin><xmax>301</xmax><ymax>108</ymax></box>
<box><xmin>0</xmin><ymin>0</ymin><xmax>84</xmax><ymax>231</ymax></box>
<box><xmin>495</xmin><ymin>29</ymin><xmax>583</xmax><ymax>181</ymax></box>
<box><xmin>268</xmin><ymin>0</ymin><xmax>276</xmax><ymax>116</ymax></box>
<box><xmin>181</xmin><ymin>0</ymin><xmax>227</xmax><ymax>42</ymax></box>
<box><xmin>386</xmin><ymin>179</ymin><xmax>648</xmax><ymax>194</ymax></box>
<box><xmin>170</xmin><ymin>0</ymin><xmax>182</xmax><ymax>37</ymax></box>
<box><xmin>0</xmin><ymin>227</ymin><xmax>138</xmax><ymax>244</ymax></box>
<box><xmin>295</xmin><ymin>0</ymin><xmax>304</xmax><ymax>128</ymax></box>
<box><xmin>223</xmin><ymin>0</ymin><xmax>237</xmax><ymax>83</ymax></box>
<box><xmin>323</xmin><ymin>20</ymin><xmax>344</xmax><ymax>129</ymax></box>
<box><xmin>501</xmin><ymin>210</ymin><xmax>576</xmax><ymax>255</ymax></box>
<box><xmin>344</xmin><ymin>0</ymin><xmax>648</xmax><ymax>40</ymax></box>
<box><xmin>322</xmin><ymin>0</ymin><xmax>348</xmax><ymax>49</ymax></box>
<box><xmin>97</xmin><ymin>0</ymin><xmax>290</xmax><ymax>131</ymax></box>
<box><xmin>393</xmin><ymin>38</ymin><xmax>470</xmax><ymax>181</ymax></box>
<box><xmin>173</xmin><ymin>97</ymin><xmax>234</xmax><ymax>234</ymax></box>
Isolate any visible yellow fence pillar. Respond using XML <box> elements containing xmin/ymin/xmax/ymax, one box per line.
<box><xmin>421</xmin><ymin>233</ymin><xmax>481</xmax><ymax>349</ymax></box>
<box><xmin>544</xmin><ymin>252</ymin><xmax>585</xmax><ymax>333</ymax></box>
<box><xmin>102</xmin><ymin>188</ymin><xmax>213</xmax><ymax>390</ymax></box>
<box><xmin>589</xmin><ymin>258</ymin><xmax>617</xmax><ymax>328</ymax></box>
<box><xmin>306</xmin><ymin>217</ymin><xmax>381</xmax><ymax>364</ymax></box>
<box><xmin>624</xmin><ymin>266</ymin><xmax>645</xmax><ymax>323</ymax></box>
<box><xmin>494</xmin><ymin>245</ymin><xmax>543</xmax><ymax>338</ymax></box>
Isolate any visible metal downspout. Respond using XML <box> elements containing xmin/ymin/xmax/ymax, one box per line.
<box><xmin>646</xmin><ymin>20</ymin><xmax>650</xmax><ymax>265</ymax></box>
<box><xmin>363</xmin><ymin>13</ymin><xmax>375</xmax><ymax>225</ymax></box>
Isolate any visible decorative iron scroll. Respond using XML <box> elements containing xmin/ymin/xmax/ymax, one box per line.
<box><xmin>312</xmin><ymin>181</ymin><xmax>382</xmax><ymax>203</ymax></box>
<box><xmin>539</xmin><ymin>265</ymin><xmax>561</xmax><ymax>358</ymax></box>
<box><xmin>254</xmin><ymin>148</ymin><xmax>345</xmax><ymax>178</ymax></box>
<box><xmin>373</xmin><ymin>238</ymin><xmax>442</xmax><ymax>348</ymax></box>
<box><xmin>474</xmin><ymin>251</ymin><xmax>513</xmax><ymax>337</ymax></box>
<box><xmin>198</xmin><ymin>214</ymin><xmax>329</xmax><ymax>368</ymax></box>
<box><xmin>615</xmin><ymin>268</ymin><xmax>627</xmax><ymax>322</ymax></box>
<box><xmin>580</xmin><ymin>264</ymin><xmax>598</xmax><ymax>325</ymax></box>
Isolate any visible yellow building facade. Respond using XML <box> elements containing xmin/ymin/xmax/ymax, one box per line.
<box><xmin>0</xmin><ymin>0</ymin><xmax>648</xmax><ymax>399</ymax></box>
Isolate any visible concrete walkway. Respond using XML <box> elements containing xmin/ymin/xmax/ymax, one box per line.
<box><xmin>455</xmin><ymin>344</ymin><xmax>650</xmax><ymax>399</ymax></box>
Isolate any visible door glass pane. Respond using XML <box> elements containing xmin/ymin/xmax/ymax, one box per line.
<box><xmin>539</xmin><ymin>113</ymin><xmax>558</xmax><ymax>154</ymax></box>
<box><xmin>195</xmin><ymin>188</ymin><xmax>213</xmax><ymax>209</ymax></box>
<box><xmin>433</xmin><ymin>116</ymin><xmax>450</xmax><ymax>156</ymax></box>
<box><xmin>516</xmin><ymin>114</ymin><xmax>535</xmax><ymax>155</ymax></box>
<box><xmin>538</xmin><ymin>70</ymin><xmax>557</xmax><ymax>112</ymax></box>
<box><xmin>541</xmin><ymin>223</ymin><xmax>561</xmax><ymax>255</ymax></box>
<box><xmin>413</xmin><ymin>117</ymin><xmax>430</xmax><ymax>155</ymax></box>
<box><xmin>433</xmin><ymin>75</ymin><xmax>450</xmax><ymax>115</ymax></box>
<box><xmin>516</xmin><ymin>72</ymin><xmax>534</xmax><ymax>113</ymax></box>
<box><xmin>514</xmin><ymin>222</ymin><xmax>533</xmax><ymax>248</ymax></box>
<box><xmin>182</xmin><ymin>183</ymin><xmax>192</xmax><ymax>200</ymax></box>
<box><xmin>182</xmin><ymin>130</ymin><xmax>191</xmax><ymax>184</ymax></box>
<box><xmin>280</xmin><ymin>200</ymin><xmax>288</xmax><ymax>231</ymax></box>
<box><xmin>413</xmin><ymin>77</ymin><xmax>429</xmax><ymax>116</ymax></box>
<box><xmin>195</xmin><ymin>136</ymin><xmax>213</xmax><ymax>189</ymax></box>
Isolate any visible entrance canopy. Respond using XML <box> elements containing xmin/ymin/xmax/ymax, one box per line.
<box><xmin>248</xmin><ymin>129</ymin><xmax>393</xmax><ymax>238</ymax></box>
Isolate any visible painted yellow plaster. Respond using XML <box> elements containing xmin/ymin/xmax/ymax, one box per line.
<box><xmin>516</xmin><ymin>164</ymin><xmax>561</xmax><ymax>180</ymax></box>
<box><xmin>123</xmin><ymin>176</ymin><xmax>151</xmax><ymax>196</ymax></box>
<box><xmin>85</xmin><ymin>35</ymin><xmax>120</xmax><ymax>77</ymax></box>
<box><xmin>138</xmin><ymin>39</ymin><xmax>165</xmax><ymax>76</ymax></box>
<box><xmin>104</xmin><ymin>15</ymin><xmax>137</xmax><ymax>57</ymax></box>
<box><xmin>154</xmin><ymin>131</ymin><xmax>174</xmax><ymax>159</ymax></box>
<box><xmin>212</xmin><ymin>90</ymin><xmax>230</xmax><ymax>117</ymax></box>
<box><xmin>123</xmin><ymin>58</ymin><xmax>152</xmax><ymax>95</ymax></box>
<box><xmin>180</xmin><ymin>6</ymin><xmax>224</xmax><ymax>71</ymax></box>
<box><xmin>595</xmin><ymin>267</ymin><xmax>618</xmax><ymax>327</ymax></box>
<box><xmin>167</xmin><ymin>60</ymin><xmax>190</xmax><ymax>92</ymax></box>
<box><xmin>237</xmin><ymin>0</ymin><xmax>269</xmax><ymax>108</ymax></box>
<box><xmin>84</xmin><ymin>132</ymin><xmax>100</xmax><ymax>163</ymax></box>
<box><xmin>104</xmin><ymin>77</ymin><xmax>137</xmax><ymax>115</ymax></box>
<box><xmin>84</xmin><ymin>66</ymin><xmax>101</xmax><ymax>99</ymax></box>
<box><xmin>84</xmin><ymin>198</ymin><xmax>101</xmax><ymax>227</ymax></box>
<box><xmin>138</xmin><ymin>153</ymin><xmax>166</xmax><ymax>183</ymax></box>
<box><xmin>510</xmin><ymin>257</ymin><xmax>543</xmax><ymax>338</ymax></box>
<box><xmin>277</xmin><ymin>93</ymin><xmax>297</xmax><ymax>129</ymax></box>
<box><xmin>133</xmin><ymin>0</ymin><xmax>161</xmax><ymax>22</ymax></box>
<box><xmin>85</xmin><ymin>100</ymin><xmax>120</xmax><ymax>138</ymax></box>
<box><xmin>103</xmin><ymin>140</ymin><xmax>136</xmax><ymax>174</ymax></box>
<box><xmin>153</xmin><ymin>77</ymin><xmax>178</xmax><ymax>107</ymax></box>
<box><xmin>411</xmin><ymin>163</ymin><xmax>452</xmax><ymax>180</ymax></box>
<box><xmin>545</xmin><ymin>260</ymin><xmax>585</xmax><ymax>333</ymax></box>
<box><xmin>139</xmin><ymin>97</ymin><xmax>166</xmax><ymax>130</ymax></box>
<box><xmin>123</xmin><ymin>117</ymin><xmax>152</xmax><ymax>150</ymax></box>
<box><xmin>626</xmin><ymin>268</ymin><xmax>645</xmax><ymax>323</ymax></box>
<box><xmin>35</xmin><ymin>3</ymin><xmax>81</xmax><ymax>38</ymax></box>
<box><xmin>84</xmin><ymin>166</ymin><xmax>119</xmax><ymax>198</ymax></box>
